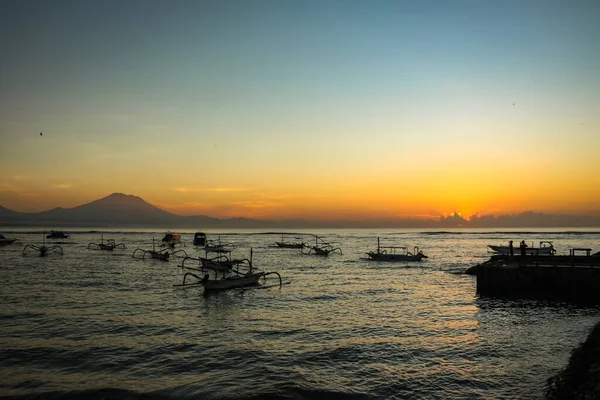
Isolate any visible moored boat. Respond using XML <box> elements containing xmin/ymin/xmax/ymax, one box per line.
<box><xmin>303</xmin><ymin>235</ymin><xmax>342</xmax><ymax>256</ymax></box>
<box><xmin>160</xmin><ymin>232</ymin><xmax>182</xmax><ymax>248</ymax></box>
<box><xmin>46</xmin><ymin>230</ymin><xmax>69</xmax><ymax>239</ymax></box>
<box><xmin>193</xmin><ymin>231</ymin><xmax>207</xmax><ymax>246</ymax></box>
<box><xmin>488</xmin><ymin>241</ymin><xmax>555</xmax><ymax>255</ymax></box>
<box><xmin>204</xmin><ymin>235</ymin><xmax>234</xmax><ymax>253</ymax></box>
<box><xmin>366</xmin><ymin>237</ymin><xmax>428</xmax><ymax>261</ymax></box>
<box><xmin>0</xmin><ymin>233</ymin><xmax>17</xmax><ymax>246</ymax></box>
<box><xmin>202</xmin><ymin>272</ymin><xmax>266</xmax><ymax>291</ymax></box>
<box><xmin>176</xmin><ymin>248</ymin><xmax>282</xmax><ymax>292</ymax></box>
<box><xmin>274</xmin><ymin>234</ymin><xmax>305</xmax><ymax>249</ymax></box>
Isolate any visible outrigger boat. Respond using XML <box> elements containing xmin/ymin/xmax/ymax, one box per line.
<box><xmin>274</xmin><ymin>234</ymin><xmax>306</xmax><ymax>249</ymax></box>
<box><xmin>132</xmin><ymin>238</ymin><xmax>187</xmax><ymax>261</ymax></box>
<box><xmin>176</xmin><ymin>248</ymin><xmax>282</xmax><ymax>292</ymax></box>
<box><xmin>366</xmin><ymin>237</ymin><xmax>427</xmax><ymax>261</ymax></box>
<box><xmin>46</xmin><ymin>230</ymin><xmax>69</xmax><ymax>239</ymax></box>
<box><xmin>160</xmin><ymin>232</ymin><xmax>183</xmax><ymax>248</ymax></box>
<box><xmin>181</xmin><ymin>248</ymin><xmax>245</xmax><ymax>272</ymax></box>
<box><xmin>23</xmin><ymin>233</ymin><xmax>63</xmax><ymax>257</ymax></box>
<box><xmin>303</xmin><ymin>235</ymin><xmax>342</xmax><ymax>256</ymax></box>
<box><xmin>87</xmin><ymin>234</ymin><xmax>126</xmax><ymax>251</ymax></box>
<box><xmin>0</xmin><ymin>233</ymin><xmax>17</xmax><ymax>246</ymax></box>
<box><xmin>193</xmin><ymin>231</ymin><xmax>207</xmax><ymax>246</ymax></box>
<box><xmin>488</xmin><ymin>241</ymin><xmax>556</xmax><ymax>255</ymax></box>
<box><xmin>204</xmin><ymin>235</ymin><xmax>235</xmax><ymax>253</ymax></box>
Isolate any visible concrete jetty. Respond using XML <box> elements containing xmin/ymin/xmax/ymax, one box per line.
<box><xmin>466</xmin><ymin>253</ymin><xmax>600</xmax><ymax>303</ymax></box>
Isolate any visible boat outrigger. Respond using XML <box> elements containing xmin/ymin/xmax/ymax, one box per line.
<box><xmin>23</xmin><ymin>234</ymin><xmax>63</xmax><ymax>257</ymax></box>
<box><xmin>488</xmin><ymin>241</ymin><xmax>556</xmax><ymax>256</ymax></box>
<box><xmin>274</xmin><ymin>234</ymin><xmax>306</xmax><ymax>249</ymax></box>
<box><xmin>87</xmin><ymin>235</ymin><xmax>126</xmax><ymax>251</ymax></box>
<box><xmin>180</xmin><ymin>247</ymin><xmax>246</xmax><ymax>272</ymax></box>
<box><xmin>176</xmin><ymin>248</ymin><xmax>283</xmax><ymax>292</ymax></box>
<box><xmin>366</xmin><ymin>237</ymin><xmax>427</xmax><ymax>261</ymax></box>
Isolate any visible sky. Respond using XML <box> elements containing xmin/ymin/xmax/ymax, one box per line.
<box><xmin>1</xmin><ymin>0</ymin><xmax>599</xmax><ymax>222</ymax></box>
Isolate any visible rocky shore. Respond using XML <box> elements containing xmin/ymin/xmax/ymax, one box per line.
<box><xmin>545</xmin><ymin>320</ymin><xmax>600</xmax><ymax>399</ymax></box>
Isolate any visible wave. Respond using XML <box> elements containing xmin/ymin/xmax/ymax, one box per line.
<box><xmin>0</xmin><ymin>387</ymin><xmax>372</xmax><ymax>400</ymax></box>
<box><xmin>421</xmin><ymin>231</ymin><xmax>600</xmax><ymax>235</ymax></box>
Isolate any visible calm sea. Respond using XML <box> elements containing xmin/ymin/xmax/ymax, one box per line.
<box><xmin>1</xmin><ymin>228</ymin><xmax>599</xmax><ymax>400</ymax></box>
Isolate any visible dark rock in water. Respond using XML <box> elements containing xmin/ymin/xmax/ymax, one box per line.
<box><xmin>545</xmin><ymin>321</ymin><xmax>600</xmax><ymax>399</ymax></box>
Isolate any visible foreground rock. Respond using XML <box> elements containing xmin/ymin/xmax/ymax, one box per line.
<box><xmin>545</xmin><ymin>321</ymin><xmax>600</xmax><ymax>399</ymax></box>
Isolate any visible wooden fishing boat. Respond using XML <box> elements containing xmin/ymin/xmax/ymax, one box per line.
<box><xmin>274</xmin><ymin>234</ymin><xmax>305</xmax><ymax>249</ymax></box>
<box><xmin>87</xmin><ymin>235</ymin><xmax>126</xmax><ymax>251</ymax></box>
<box><xmin>202</xmin><ymin>272</ymin><xmax>266</xmax><ymax>291</ymax></box>
<box><xmin>304</xmin><ymin>235</ymin><xmax>342</xmax><ymax>256</ymax></box>
<box><xmin>132</xmin><ymin>238</ymin><xmax>187</xmax><ymax>261</ymax></box>
<box><xmin>160</xmin><ymin>232</ymin><xmax>183</xmax><ymax>248</ymax></box>
<box><xmin>366</xmin><ymin>237</ymin><xmax>427</xmax><ymax>261</ymax></box>
<box><xmin>0</xmin><ymin>233</ymin><xmax>17</xmax><ymax>246</ymax></box>
<box><xmin>193</xmin><ymin>231</ymin><xmax>207</xmax><ymax>246</ymax></box>
<box><xmin>488</xmin><ymin>241</ymin><xmax>555</xmax><ymax>255</ymax></box>
<box><xmin>204</xmin><ymin>235</ymin><xmax>234</xmax><ymax>253</ymax></box>
<box><xmin>176</xmin><ymin>248</ymin><xmax>282</xmax><ymax>292</ymax></box>
<box><xmin>46</xmin><ymin>230</ymin><xmax>69</xmax><ymax>239</ymax></box>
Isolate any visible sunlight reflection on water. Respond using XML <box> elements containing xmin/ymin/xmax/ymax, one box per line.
<box><xmin>0</xmin><ymin>229</ymin><xmax>599</xmax><ymax>399</ymax></box>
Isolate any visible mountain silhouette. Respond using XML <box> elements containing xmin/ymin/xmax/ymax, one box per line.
<box><xmin>0</xmin><ymin>193</ymin><xmax>283</xmax><ymax>228</ymax></box>
<box><xmin>38</xmin><ymin>193</ymin><xmax>175</xmax><ymax>220</ymax></box>
<box><xmin>1</xmin><ymin>193</ymin><xmax>600</xmax><ymax>228</ymax></box>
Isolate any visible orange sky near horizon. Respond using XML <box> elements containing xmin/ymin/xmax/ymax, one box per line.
<box><xmin>1</xmin><ymin>2</ymin><xmax>599</xmax><ymax>221</ymax></box>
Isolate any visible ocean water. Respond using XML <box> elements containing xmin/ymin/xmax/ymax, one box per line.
<box><xmin>1</xmin><ymin>228</ymin><xmax>599</xmax><ymax>400</ymax></box>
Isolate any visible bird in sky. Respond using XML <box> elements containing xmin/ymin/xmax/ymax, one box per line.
<box><xmin>40</xmin><ymin>132</ymin><xmax>42</xmax><ymax>136</ymax></box>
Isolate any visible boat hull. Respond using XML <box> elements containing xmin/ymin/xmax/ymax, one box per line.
<box><xmin>200</xmin><ymin>258</ymin><xmax>234</xmax><ymax>272</ymax></box>
<box><xmin>488</xmin><ymin>245</ymin><xmax>554</xmax><ymax>255</ymax></box>
<box><xmin>0</xmin><ymin>238</ymin><xmax>17</xmax><ymax>246</ymax></box>
<box><xmin>46</xmin><ymin>233</ymin><xmax>69</xmax><ymax>239</ymax></box>
<box><xmin>150</xmin><ymin>251</ymin><xmax>170</xmax><ymax>261</ymax></box>
<box><xmin>367</xmin><ymin>252</ymin><xmax>425</xmax><ymax>262</ymax></box>
<box><xmin>203</xmin><ymin>273</ymin><xmax>264</xmax><ymax>291</ymax></box>
<box><xmin>275</xmin><ymin>242</ymin><xmax>304</xmax><ymax>249</ymax></box>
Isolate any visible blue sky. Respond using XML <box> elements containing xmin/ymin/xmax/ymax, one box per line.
<box><xmin>1</xmin><ymin>0</ymin><xmax>599</xmax><ymax>219</ymax></box>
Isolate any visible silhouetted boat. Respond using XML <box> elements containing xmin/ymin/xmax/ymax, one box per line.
<box><xmin>160</xmin><ymin>232</ymin><xmax>182</xmax><ymax>248</ymax></box>
<box><xmin>0</xmin><ymin>233</ymin><xmax>17</xmax><ymax>246</ymax></box>
<box><xmin>204</xmin><ymin>235</ymin><xmax>234</xmax><ymax>253</ymax></box>
<box><xmin>193</xmin><ymin>232</ymin><xmax>207</xmax><ymax>246</ymax></box>
<box><xmin>488</xmin><ymin>241</ymin><xmax>555</xmax><ymax>255</ymax></box>
<box><xmin>366</xmin><ymin>237</ymin><xmax>427</xmax><ymax>261</ymax></box>
<box><xmin>46</xmin><ymin>230</ymin><xmax>69</xmax><ymax>239</ymax></box>
<box><xmin>177</xmin><ymin>248</ymin><xmax>282</xmax><ymax>292</ymax></box>
<box><xmin>304</xmin><ymin>235</ymin><xmax>342</xmax><ymax>256</ymax></box>
<box><xmin>274</xmin><ymin>234</ymin><xmax>305</xmax><ymax>249</ymax></box>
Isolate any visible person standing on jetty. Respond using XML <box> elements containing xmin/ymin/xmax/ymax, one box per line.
<box><xmin>509</xmin><ymin>240</ymin><xmax>514</xmax><ymax>256</ymax></box>
<box><xmin>520</xmin><ymin>240</ymin><xmax>527</xmax><ymax>256</ymax></box>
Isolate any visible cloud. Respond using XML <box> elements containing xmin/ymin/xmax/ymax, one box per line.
<box><xmin>173</xmin><ymin>187</ymin><xmax>247</xmax><ymax>193</ymax></box>
<box><xmin>53</xmin><ymin>184</ymin><xmax>72</xmax><ymax>189</ymax></box>
<box><xmin>0</xmin><ymin>181</ymin><xmax>37</xmax><ymax>196</ymax></box>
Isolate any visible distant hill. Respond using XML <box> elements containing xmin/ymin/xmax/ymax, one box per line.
<box><xmin>34</xmin><ymin>193</ymin><xmax>176</xmax><ymax>224</ymax></box>
<box><xmin>0</xmin><ymin>193</ymin><xmax>275</xmax><ymax>228</ymax></box>
<box><xmin>0</xmin><ymin>205</ymin><xmax>19</xmax><ymax>217</ymax></box>
<box><xmin>1</xmin><ymin>193</ymin><xmax>600</xmax><ymax>228</ymax></box>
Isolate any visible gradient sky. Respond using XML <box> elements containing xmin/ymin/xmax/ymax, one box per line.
<box><xmin>1</xmin><ymin>0</ymin><xmax>599</xmax><ymax>221</ymax></box>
